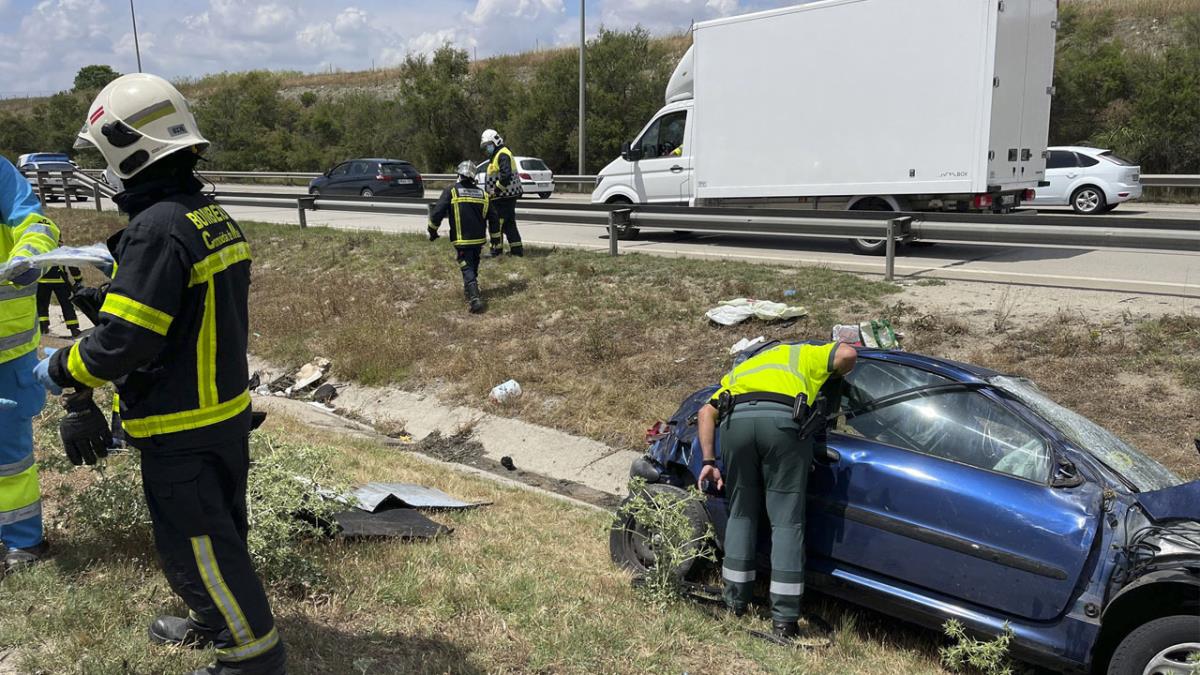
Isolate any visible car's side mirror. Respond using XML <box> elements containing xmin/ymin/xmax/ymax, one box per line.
<box><xmin>1050</xmin><ymin>457</ymin><xmax>1084</xmax><ymax>488</ymax></box>
<box><xmin>621</xmin><ymin>141</ymin><xmax>642</xmax><ymax>162</ymax></box>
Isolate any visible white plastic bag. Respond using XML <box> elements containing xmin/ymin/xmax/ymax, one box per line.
<box><xmin>0</xmin><ymin>243</ymin><xmax>113</xmax><ymax>283</ymax></box>
<box><xmin>705</xmin><ymin>298</ymin><xmax>808</xmax><ymax>326</ymax></box>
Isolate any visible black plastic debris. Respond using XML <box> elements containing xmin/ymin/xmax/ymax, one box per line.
<box><xmin>500</xmin><ymin>456</ymin><xmax>516</xmax><ymax>471</ymax></box>
<box><xmin>312</xmin><ymin>382</ymin><xmax>338</xmax><ymax>404</ymax></box>
<box><xmin>332</xmin><ymin>508</ymin><xmax>452</xmax><ymax>540</ymax></box>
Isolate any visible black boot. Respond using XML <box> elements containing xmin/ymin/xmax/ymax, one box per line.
<box><xmin>466</xmin><ymin>281</ymin><xmax>485</xmax><ymax>314</ymax></box>
<box><xmin>149</xmin><ymin>615</ymin><xmax>217</xmax><ymax>649</ymax></box>
<box><xmin>772</xmin><ymin>620</ymin><xmax>800</xmax><ymax>642</ymax></box>
<box><xmin>509</xmin><ymin>246</ymin><xmax>524</xmax><ymax>257</ymax></box>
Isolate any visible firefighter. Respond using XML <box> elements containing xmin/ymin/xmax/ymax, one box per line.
<box><xmin>428</xmin><ymin>160</ymin><xmax>501</xmax><ymax>314</ymax></box>
<box><xmin>33</xmin><ymin>73</ymin><xmax>285</xmax><ymax>675</ymax></box>
<box><xmin>696</xmin><ymin>341</ymin><xmax>857</xmax><ymax>642</ymax></box>
<box><xmin>0</xmin><ymin>155</ymin><xmax>59</xmax><ymax>573</ymax></box>
<box><xmin>36</xmin><ymin>249</ymin><xmax>83</xmax><ymax>336</ymax></box>
<box><xmin>480</xmin><ymin>129</ymin><xmax>523</xmax><ymax>257</ymax></box>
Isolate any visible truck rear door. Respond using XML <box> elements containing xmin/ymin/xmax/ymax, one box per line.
<box><xmin>988</xmin><ymin>0</ymin><xmax>1056</xmax><ymax>192</ymax></box>
<box><xmin>1018</xmin><ymin>0</ymin><xmax>1057</xmax><ymax>189</ymax></box>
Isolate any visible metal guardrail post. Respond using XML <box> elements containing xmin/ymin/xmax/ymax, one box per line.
<box><xmin>608</xmin><ymin>208</ymin><xmax>631</xmax><ymax>256</ymax></box>
<box><xmin>885</xmin><ymin>217</ymin><xmax>912</xmax><ymax>282</ymax></box>
<box><xmin>297</xmin><ymin>195</ymin><xmax>316</xmax><ymax>228</ymax></box>
<box><xmin>92</xmin><ymin>182</ymin><xmax>102</xmax><ymax>212</ymax></box>
<box><xmin>61</xmin><ymin>171</ymin><xmax>72</xmax><ymax>210</ymax></box>
<box><xmin>34</xmin><ymin>171</ymin><xmax>47</xmax><ymax>205</ymax></box>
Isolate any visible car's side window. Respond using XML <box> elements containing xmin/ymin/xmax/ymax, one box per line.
<box><xmin>350</xmin><ymin>161</ymin><xmax>369</xmax><ymax>175</ymax></box>
<box><xmin>1075</xmin><ymin>153</ymin><xmax>1100</xmax><ymax>168</ymax></box>
<box><xmin>637</xmin><ymin>117</ymin><xmax>663</xmax><ymax>159</ymax></box>
<box><xmin>1046</xmin><ymin>150</ymin><xmax>1076</xmax><ymax>170</ymax></box>
<box><xmin>838</xmin><ymin>361</ymin><xmax>1052</xmax><ymax>482</ymax></box>
<box><xmin>329</xmin><ymin>163</ymin><xmax>350</xmax><ymax>177</ymax></box>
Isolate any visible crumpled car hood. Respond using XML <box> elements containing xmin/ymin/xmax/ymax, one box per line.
<box><xmin>1135</xmin><ymin>479</ymin><xmax>1200</xmax><ymax>522</ymax></box>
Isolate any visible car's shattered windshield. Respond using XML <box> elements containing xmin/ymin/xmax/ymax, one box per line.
<box><xmin>990</xmin><ymin>376</ymin><xmax>1182</xmax><ymax>492</ymax></box>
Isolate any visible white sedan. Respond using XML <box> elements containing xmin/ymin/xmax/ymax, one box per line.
<box><xmin>475</xmin><ymin>156</ymin><xmax>556</xmax><ymax>199</ymax></box>
<box><xmin>1033</xmin><ymin>146</ymin><xmax>1142</xmax><ymax>215</ymax></box>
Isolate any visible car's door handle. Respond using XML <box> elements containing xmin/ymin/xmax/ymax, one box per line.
<box><xmin>1067</xmin><ymin>173</ymin><xmax>1078</xmax><ymax>179</ymax></box>
<box><xmin>670</xmin><ymin>165</ymin><xmax>684</xmax><ymax>173</ymax></box>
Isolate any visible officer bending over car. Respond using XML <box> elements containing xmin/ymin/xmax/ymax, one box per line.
<box><xmin>697</xmin><ymin>341</ymin><xmax>858</xmax><ymax>642</ymax></box>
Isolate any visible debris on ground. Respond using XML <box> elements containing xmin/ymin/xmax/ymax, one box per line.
<box><xmin>833</xmin><ymin>320</ymin><xmax>902</xmax><ymax>349</ymax></box>
<box><xmin>349</xmin><ymin>483</ymin><xmax>489</xmax><ymax>512</ymax></box>
<box><xmin>312</xmin><ymin>382</ymin><xmax>338</xmax><ymax>404</ymax></box>
<box><xmin>250</xmin><ymin>357</ymin><xmax>338</xmax><ymax>403</ymax></box>
<box><xmin>489</xmin><ymin>379</ymin><xmax>522</xmax><ymax>403</ymax></box>
<box><xmin>729</xmin><ymin>336</ymin><xmax>766</xmax><ymax>355</ymax></box>
<box><xmin>500</xmin><ymin>456</ymin><xmax>516</xmax><ymax>471</ymax></box>
<box><xmin>705</xmin><ymin>298</ymin><xmax>808</xmax><ymax>327</ymax></box>
<box><xmin>417</xmin><ymin>429</ymin><xmax>485</xmax><ymax>464</ymax></box>
<box><xmin>289</xmin><ymin>358</ymin><xmax>331</xmax><ymax>393</ymax></box>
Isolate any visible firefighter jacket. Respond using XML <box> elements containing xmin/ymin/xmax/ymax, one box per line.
<box><xmin>428</xmin><ymin>181</ymin><xmax>501</xmax><ymax>247</ymax></box>
<box><xmin>49</xmin><ymin>175</ymin><xmax>252</xmax><ymax>450</ymax></box>
<box><xmin>0</xmin><ymin>156</ymin><xmax>59</xmax><ymax>364</ymax></box>
<box><xmin>486</xmin><ymin>146</ymin><xmax>524</xmax><ymax>201</ymax></box>
<box><xmin>38</xmin><ymin>265</ymin><xmax>83</xmax><ymax>286</ymax></box>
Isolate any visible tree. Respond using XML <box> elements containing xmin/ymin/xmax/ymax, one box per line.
<box><xmin>73</xmin><ymin>65</ymin><xmax>121</xmax><ymax>92</ymax></box>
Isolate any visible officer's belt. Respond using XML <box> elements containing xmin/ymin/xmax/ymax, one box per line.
<box><xmin>729</xmin><ymin>392</ymin><xmax>796</xmax><ymax>409</ymax></box>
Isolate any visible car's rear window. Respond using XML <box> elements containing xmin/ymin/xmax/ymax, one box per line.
<box><xmin>520</xmin><ymin>159</ymin><xmax>549</xmax><ymax>171</ymax></box>
<box><xmin>1098</xmin><ymin>151</ymin><xmax>1136</xmax><ymax>166</ymax></box>
<box><xmin>381</xmin><ymin>163</ymin><xmax>419</xmax><ymax>177</ymax></box>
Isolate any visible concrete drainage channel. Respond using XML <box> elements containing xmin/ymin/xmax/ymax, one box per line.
<box><xmin>249</xmin><ymin>358</ymin><xmax>638</xmax><ymax>512</ymax></box>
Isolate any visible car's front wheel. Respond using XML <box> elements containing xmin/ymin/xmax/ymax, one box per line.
<box><xmin>360</xmin><ymin>188</ymin><xmax>374</xmax><ymax>198</ymax></box>
<box><xmin>609</xmin><ymin>482</ymin><xmax>710</xmax><ymax>579</ymax></box>
<box><xmin>1071</xmin><ymin>185</ymin><xmax>1107</xmax><ymax>215</ymax></box>
<box><xmin>1107</xmin><ymin>615</ymin><xmax>1200</xmax><ymax>675</ymax></box>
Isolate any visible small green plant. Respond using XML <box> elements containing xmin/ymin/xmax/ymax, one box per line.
<box><xmin>245</xmin><ymin>433</ymin><xmax>347</xmax><ymax>592</ymax></box>
<box><xmin>940</xmin><ymin>619</ymin><xmax>1015</xmax><ymax>675</ymax></box>
<box><xmin>615</xmin><ymin>477</ymin><xmax>715</xmax><ymax>605</ymax></box>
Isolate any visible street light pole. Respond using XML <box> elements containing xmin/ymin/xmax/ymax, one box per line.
<box><xmin>578</xmin><ymin>0</ymin><xmax>586</xmax><ymax>175</ymax></box>
<box><xmin>130</xmin><ymin>0</ymin><xmax>142</xmax><ymax>72</ymax></box>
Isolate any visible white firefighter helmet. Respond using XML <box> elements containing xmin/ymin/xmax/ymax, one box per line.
<box><xmin>455</xmin><ymin>160</ymin><xmax>476</xmax><ymax>182</ymax></box>
<box><xmin>74</xmin><ymin>73</ymin><xmax>209</xmax><ymax>180</ymax></box>
<box><xmin>480</xmin><ymin>129</ymin><xmax>503</xmax><ymax>149</ymax></box>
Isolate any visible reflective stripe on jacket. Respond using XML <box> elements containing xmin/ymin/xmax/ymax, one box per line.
<box><xmin>711</xmin><ymin>343</ymin><xmax>838</xmax><ymax>405</ymax></box>
<box><xmin>50</xmin><ymin>195</ymin><xmax>252</xmax><ymax>449</ymax></box>
<box><xmin>428</xmin><ymin>182</ymin><xmax>501</xmax><ymax>247</ymax></box>
<box><xmin>486</xmin><ymin>146</ymin><xmax>523</xmax><ymax>200</ymax></box>
<box><xmin>0</xmin><ymin>157</ymin><xmax>59</xmax><ymax>364</ymax></box>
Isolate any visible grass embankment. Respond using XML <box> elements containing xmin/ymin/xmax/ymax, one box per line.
<box><xmin>50</xmin><ymin>208</ymin><xmax>1199</xmax><ymax>479</ymax></box>
<box><xmin>3</xmin><ymin>408</ymin><xmax>953</xmax><ymax>674</ymax></box>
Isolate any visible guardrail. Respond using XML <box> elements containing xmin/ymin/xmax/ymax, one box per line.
<box><xmin>79</xmin><ymin>168</ymin><xmax>1198</xmax><ymax>189</ymax></box>
<box><xmin>19</xmin><ymin>168</ymin><xmax>116</xmax><ymax>211</ymax></box>
<box><xmin>1141</xmin><ymin>175</ymin><xmax>1200</xmax><ymax>188</ymax></box>
<box><xmin>212</xmin><ymin>189</ymin><xmax>1199</xmax><ymax>283</ymax></box>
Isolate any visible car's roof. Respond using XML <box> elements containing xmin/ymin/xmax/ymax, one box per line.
<box><xmin>1048</xmin><ymin>145</ymin><xmax>1110</xmax><ymax>155</ymax></box>
<box><xmin>343</xmin><ymin>158</ymin><xmax>412</xmax><ymax>164</ymax></box>
<box><xmin>795</xmin><ymin>341</ymin><xmax>1002</xmax><ymax>381</ymax></box>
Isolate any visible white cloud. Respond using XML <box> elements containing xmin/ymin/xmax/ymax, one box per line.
<box><xmin>600</xmin><ymin>0</ymin><xmax>742</xmax><ymax>32</ymax></box>
<box><xmin>297</xmin><ymin>6</ymin><xmax>378</xmax><ymax>54</ymax></box>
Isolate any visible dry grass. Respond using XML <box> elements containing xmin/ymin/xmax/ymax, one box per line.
<box><xmin>1064</xmin><ymin>0</ymin><xmax>1200</xmax><ymax>19</ymax></box>
<box><xmin>4</xmin><ymin>409</ymin><xmax>956</xmax><ymax>674</ymax></box>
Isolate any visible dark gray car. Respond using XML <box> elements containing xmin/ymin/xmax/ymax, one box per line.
<box><xmin>309</xmin><ymin>159</ymin><xmax>423</xmax><ymax>197</ymax></box>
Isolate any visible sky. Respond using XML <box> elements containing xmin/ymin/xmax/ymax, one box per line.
<box><xmin>0</xmin><ymin>0</ymin><xmax>796</xmax><ymax>97</ymax></box>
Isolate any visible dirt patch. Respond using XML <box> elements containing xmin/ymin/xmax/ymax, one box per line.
<box><xmin>417</xmin><ymin>429</ymin><xmax>485</xmax><ymax>464</ymax></box>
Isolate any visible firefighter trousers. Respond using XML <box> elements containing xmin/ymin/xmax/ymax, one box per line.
<box><xmin>141</xmin><ymin>436</ymin><xmax>286</xmax><ymax>673</ymax></box>
<box><xmin>36</xmin><ymin>284</ymin><xmax>78</xmax><ymax>333</ymax></box>
<box><xmin>493</xmin><ymin>199</ymin><xmax>522</xmax><ymax>253</ymax></box>
<box><xmin>719</xmin><ymin>402</ymin><xmax>811</xmax><ymax>622</ymax></box>
<box><xmin>455</xmin><ymin>245</ymin><xmax>482</xmax><ymax>291</ymax></box>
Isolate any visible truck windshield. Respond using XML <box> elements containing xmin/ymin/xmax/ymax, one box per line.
<box><xmin>989</xmin><ymin>376</ymin><xmax>1181</xmax><ymax>492</ymax></box>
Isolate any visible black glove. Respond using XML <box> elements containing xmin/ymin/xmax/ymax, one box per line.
<box><xmin>60</xmin><ymin>389</ymin><xmax>112</xmax><ymax>466</ymax></box>
<box><xmin>427</xmin><ymin>228</ymin><xmax>439</xmax><ymax>242</ymax></box>
<box><xmin>71</xmin><ymin>284</ymin><xmax>108</xmax><ymax>326</ymax></box>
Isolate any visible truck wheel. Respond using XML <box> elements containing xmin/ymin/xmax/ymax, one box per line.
<box><xmin>538</xmin><ymin>192</ymin><xmax>552</xmax><ymax>199</ymax></box>
<box><xmin>1106</xmin><ymin>615</ymin><xmax>1200</xmax><ymax>675</ymax></box>
<box><xmin>606</xmin><ymin>196</ymin><xmax>640</xmax><ymax>240</ymax></box>
<box><xmin>609</xmin><ymin>483</ymin><xmax>710</xmax><ymax>579</ymax></box>
<box><xmin>1071</xmin><ymin>185</ymin><xmax>1106</xmax><ymax>215</ymax></box>
<box><xmin>847</xmin><ymin>197</ymin><xmax>895</xmax><ymax>256</ymax></box>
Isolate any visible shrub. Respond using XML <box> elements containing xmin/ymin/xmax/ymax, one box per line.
<box><xmin>615</xmin><ymin>477</ymin><xmax>715</xmax><ymax>605</ymax></box>
<box><xmin>939</xmin><ymin>619</ymin><xmax>1015</xmax><ymax>675</ymax></box>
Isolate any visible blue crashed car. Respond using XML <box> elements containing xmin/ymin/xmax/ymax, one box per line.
<box><xmin>611</xmin><ymin>346</ymin><xmax>1200</xmax><ymax>674</ymax></box>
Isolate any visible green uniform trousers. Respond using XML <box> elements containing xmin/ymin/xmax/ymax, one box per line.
<box><xmin>719</xmin><ymin>402</ymin><xmax>812</xmax><ymax>621</ymax></box>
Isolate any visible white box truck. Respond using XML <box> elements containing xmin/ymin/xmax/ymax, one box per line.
<box><xmin>590</xmin><ymin>0</ymin><xmax>1058</xmax><ymax>253</ymax></box>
